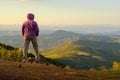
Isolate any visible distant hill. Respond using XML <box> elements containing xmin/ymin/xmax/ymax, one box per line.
<box><xmin>0</xmin><ymin>30</ymin><xmax>115</xmax><ymax>48</ymax></box>
<box><xmin>0</xmin><ymin>31</ymin><xmax>20</xmax><ymax>36</ymax></box>
<box><xmin>43</xmin><ymin>39</ymin><xmax>120</xmax><ymax>69</ymax></box>
<box><xmin>0</xmin><ymin>30</ymin><xmax>80</xmax><ymax>48</ymax></box>
<box><xmin>48</xmin><ymin>30</ymin><xmax>79</xmax><ymax>38</ymax></box>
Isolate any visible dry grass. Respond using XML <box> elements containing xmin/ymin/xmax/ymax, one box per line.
<box><xmin>0</xmin><ymin>60</ymin><xmax>120</xmax><ymax>80</ymax></box>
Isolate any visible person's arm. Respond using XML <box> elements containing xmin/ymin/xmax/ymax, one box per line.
<box><xmin>22</xmin><ymin>24</ymin><xmax>25</xmax><ymax>36</ymax></box>
<box><xmin>34</xmin><ymin>22</ymin><xmax>39</xmax><ymax>36</ymax></box>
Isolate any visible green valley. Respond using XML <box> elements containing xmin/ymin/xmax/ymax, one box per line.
<box><xmin>43</xmin><ymin>39</ymin><xmax>120</xmax><ymax>69</ymax></box>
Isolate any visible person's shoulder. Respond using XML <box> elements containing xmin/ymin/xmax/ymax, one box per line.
<box><xmin>23</xmin><ymin>20</ymin><xmax>29</xmax><ymax>25</ymax></box>
<box><xmin>33</xmin><ymin>21</ymin><xmax>38</xmax><ymax>25</ymax></box>
<box><xmin>33</xmin><ymin>20</ymin><xmax>37</xmax><ymax>23</ymax></box>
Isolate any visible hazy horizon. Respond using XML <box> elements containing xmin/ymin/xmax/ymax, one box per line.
<box><xmin>0</xmin><ymin>24</ymin><xmax>120</xmax><ymax>34</ymax></box>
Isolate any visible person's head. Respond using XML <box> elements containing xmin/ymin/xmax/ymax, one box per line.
<box><xmin>27</xmin><ymin>13</ymin><xmax>34</xmax><ymax>20</ymax></box>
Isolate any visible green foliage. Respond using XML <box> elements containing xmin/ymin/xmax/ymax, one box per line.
<box><xmin>27</xmin><ymin>53</ymin><xmax>35</xmax><ymax>58</ymax></box>
<box><xmin>0</xmin><ymin>43</ymin><xmax>16</xmax><ymax>50</ymax></box>
<box><xmin>27</xmin><ymin>53</ymin><xmax>35</xmax><ymax>64</ymax></box>
<box><xmin>45</xmin><ymin>58</ymin><xmax>66</xmax><ymax>68</ymax></box>
<box><xmin>43</xmin><ymin>41</ymin><xmax>83</xmax><ymax>59</ymax></box>
<box><xmin>0</xmin><ymin>43</ymin><xmax>23</xmax><ymax>61</ymax></box>
<box><xmin>42</xmin><ymin>39</ymin><xmax>120</xmax><ymax>70</ymax></box>
<box><xmin>64</xmin><ymin>65</ymin><xmax>71</xmax><ymax>69</ymax></box>
<box><xmin>112</xmin><ymin>61</ymin><xmax>120</xmax><ymax>71</ymax></box>
<box><xmin>27</xmin><ymin>57</ymin><xmax>34</xmax><ymax>64</ymax></box>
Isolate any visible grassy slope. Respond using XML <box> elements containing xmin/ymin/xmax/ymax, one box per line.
<box><xmin>0</xmin><ymin>60</ymin><xmax>120</xmax><ymax>80</ymax></box>
<box><xmin>43</xmin><ymin>40</ymin><xmax>120</xmax><ymax>69</ymax></box>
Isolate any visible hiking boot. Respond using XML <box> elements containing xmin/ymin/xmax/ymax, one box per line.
<box><xmin>22</xmin><ymin>57</ymin><xmax>27</xmax><ymax>63</ymax></box>
<box><xmin>35</xmin><ymin>58</ymin><xmax>40</xmax><ymax>63</ymax></box>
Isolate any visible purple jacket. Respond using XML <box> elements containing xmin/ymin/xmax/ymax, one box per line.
<box><xmin>22</xmin><ymin>13</ymin><xmax>39</xmax><ymax>37</ymax></box>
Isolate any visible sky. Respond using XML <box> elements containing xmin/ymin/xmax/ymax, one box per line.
<box><xmin>0</xmin><ymin>0</ymin><xmax>120</xmax><ymax>25</ymax></box>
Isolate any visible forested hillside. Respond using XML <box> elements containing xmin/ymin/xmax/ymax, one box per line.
<box><xmin>0</xmin><ymin>43</ymin><xmax>23</xmax><ymax>61</ymax></box>
<box><xmin>1</xmin><ymin>30</ymin><xmax>120</xmax><ymax>70</ymax></box>
<box><xmin>43</xmin><ymin>39</ymin><xmax>120</xmax><ymax>69</ymax></box>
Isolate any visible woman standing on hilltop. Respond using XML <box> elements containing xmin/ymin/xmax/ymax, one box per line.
<box><xmin>22</xmin><ymin>13</ymin><xmax>40</xmax><ymax>63</ymax></box>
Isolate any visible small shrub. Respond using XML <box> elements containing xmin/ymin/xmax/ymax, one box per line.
<box><xmin>64</xmin><ymin>65</ymin><xmax>71</xmax><ymax>69</ymax></box>
<box><xmin>89</xmin><ymin>68</ymin><xmax>97</xmax><ymax>71</ymax></box>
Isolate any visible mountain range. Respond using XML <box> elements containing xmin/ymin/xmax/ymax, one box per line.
<box><xmin>1</xmin><ymin>30</ymin><xmax>120</xmax><ymax>69</ymax></box>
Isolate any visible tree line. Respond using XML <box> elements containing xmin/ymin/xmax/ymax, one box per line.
<box><xmin>0</xmin><ymin>43</ymin><xmax>23</xmax><ymax>61</ymax></box>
